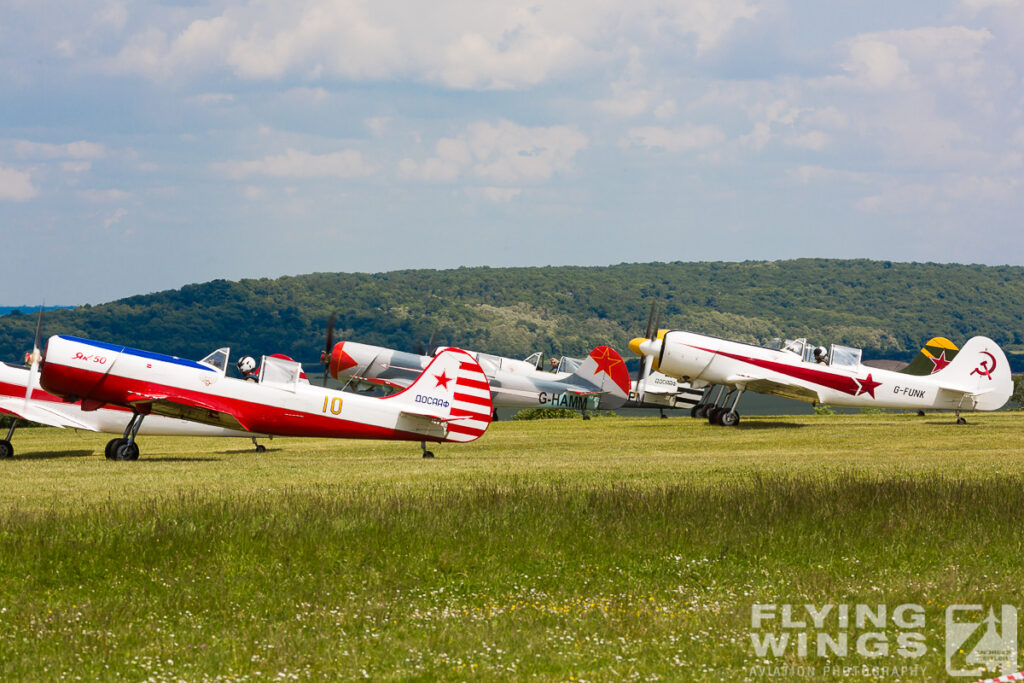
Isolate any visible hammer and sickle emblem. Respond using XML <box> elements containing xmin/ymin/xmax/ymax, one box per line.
<box><xmin>970</xmin><ymin>351</ymin><xmax>996</xmax><ymax>380</ymax></box>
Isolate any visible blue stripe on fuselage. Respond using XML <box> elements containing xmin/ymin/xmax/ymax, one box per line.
<box><xmin>58</xmin><ymin>335</ymin><xmax>216</xmax><ymax>372</ymax></box>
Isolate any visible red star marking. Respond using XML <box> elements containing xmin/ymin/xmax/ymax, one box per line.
<box><xmin>434</xmin><ymin>371</ymin><xmax>451</xmax><ymax>389</ymax></box>
<box><xmin>928</xmin><ymin>350</ymin><xmax>951</xmax><ymax>374</ymax></box>
<box><xmin>590</xmin><ymin>346</ymin><xmax>623</xmax><ymax>377</ymax></box>
<box><xmin>854</xmin><ymin>373</ymin><xmax>881</xmax><ymax>398</ymax></box>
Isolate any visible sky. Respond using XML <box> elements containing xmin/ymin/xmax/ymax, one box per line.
<box><xmin>2</xmin><ymin>0</ymin><xmax>1023</xmax><ymax>304</ymax></box>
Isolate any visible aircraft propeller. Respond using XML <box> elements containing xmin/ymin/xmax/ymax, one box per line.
<box><xmin>634</xmin><ymin>300</ymin><xmax>660</xmax><ymax>403</ymax></box>
<box><xmin>414</xmin><ymin>331</ymin><xmax>440</xmax><ymax>357</ymax></box>
<box><xmin>23</xmin><ymin>306</ymin><xmax>44</xmax><ymax>410</ymax></box>
<box><xmin>320</xmin><ymin>312</ymin><xmax>336</xmax><ymax>387</ymax></box>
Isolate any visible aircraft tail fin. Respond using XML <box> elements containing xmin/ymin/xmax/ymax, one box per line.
<box><xmin>569</xmin><ymin>346</ymin><xmax>632</xmax><ymax>401</ymax></box>
<box><xmin>931</xmin><ymin>336</ymin><xmax>1012</xmax><ymax>410</ymax></box>
<box><xmin>385</xmin><ymin>347</ymin><xmax>492</xmax><ymax>442</ymax></box>
<box><xmin>900</xmin><ymin>337</ymin><xmax>960</xmax><ymax>375</ymax></box>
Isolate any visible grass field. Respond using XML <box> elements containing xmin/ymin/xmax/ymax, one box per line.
<box><xmin>1</xmin><ymin>413</ymin><xmax>1022</xmax><ymax>681</ymax></box>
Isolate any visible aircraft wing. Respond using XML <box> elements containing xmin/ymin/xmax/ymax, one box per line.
<box><xmin>125</xmin><ymin>393</ymin><xmax>251</xmax><ymax>432</ymax></box>
<box><xmin>0</xmin><ymin>397</ymin><xmax>97</xmax><ymax>431</ymax></box>
<box><xmin>730</xmin><ymin>377</ymin><xmax>822</xmax><ymax>404</ymax></box>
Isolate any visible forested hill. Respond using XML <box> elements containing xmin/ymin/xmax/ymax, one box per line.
<box><xmin>2</xmin><ymin>259</ymin><xmax>1023</xmax><ymax>371</ymax></box>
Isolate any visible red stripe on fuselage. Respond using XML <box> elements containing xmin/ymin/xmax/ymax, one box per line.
<box><xmin>40</xmin><ymin>362</ymin><xmax>445</xmax><ymax>442</ymax></box>
<box><xmin>690</xmin><ymin>345</ymin><xmax>862</xmax><ymax>395</ymax></box>
<box><xmin>446</xmin><ymin>423</ymin><xmax>486</xmax><ymax>437</ymax></box>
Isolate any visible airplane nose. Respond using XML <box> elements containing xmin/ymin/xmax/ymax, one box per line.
<box><xmin>629</xmin><ymin>337</ymin><xmax>647</xmax><ymax>356</ymax></box>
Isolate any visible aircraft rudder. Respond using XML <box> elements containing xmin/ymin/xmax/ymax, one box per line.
<box><xmin>573</xmin><ymin>345</ymin><xmax>632</xmax><ymax>398</ymax></box>
<box><xmin>388</xmin><ymin>347</ymin><xmax>493</xmax><ymax>441</ymax></box>
<box><xmin>933</xmin><ymin>336</ymin><xmax>1013</xmax><ymax>409</ymax></box>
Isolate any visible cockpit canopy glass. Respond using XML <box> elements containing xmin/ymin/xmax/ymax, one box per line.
<box><xmin>557</xmin><ymin>356</ymin><xmax>583</xmax><ymax>374</ymax></box>
<box><xmin>829</xmin><ymin>344</ymin><xmax>862</xmax><ymax>369</ymax></box>
<box><xmin>199</xmin><ymin>348</ymin><xmax>229</xmax><ymax>372</ymax></box>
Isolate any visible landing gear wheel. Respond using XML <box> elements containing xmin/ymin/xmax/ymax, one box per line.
<box><xmin>0</xmin><ymin>439</ymin><xmax>12</xmax><ymax>458</ymax></box>
<box><xmin>956</xmin><ymin>416</ymin><xmax>967</xmax><ymax>425</ymax></box>
<box><xmin>695</xmin><ymin>405</ymin><xmax>709</xmax><ymax>418</ymax></box>
<box><xmin>105</xmin><ymin>438</ymin><xmax>126</xmax><ymax>460</ymax></box>
<box><xmin>115</xmin><ymin>442</ymin><xmax>140</xmax><ymax>461</ymax></box>
<box><xmin>255</xmin><ymin>444</ymin><xmax>266</xmax><ymax>453</ymax></box>
<box><xmin>719</xmin><ymin>410</ymin><xmax>740</xmax><ymax>427</ymax></box>
<box><xmin>690</xmin><ymin>405</ymin><xmax>700</xmax><ymax>418</ymax></box>
<box><xmin>708</xmin><ymin>407</ymin><xmax>724</xmax><ymax>425</ymax></box>
<box><xmin>422</xmin><ymin>450</ymin><xmax>435</xmax><ymax>459</ymax></box>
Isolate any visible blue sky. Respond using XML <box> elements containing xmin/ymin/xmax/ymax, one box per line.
<box><xmin>2</xmin><ymin>0</ymin><xmax>1023</xmax><ymax>304</ymax></box>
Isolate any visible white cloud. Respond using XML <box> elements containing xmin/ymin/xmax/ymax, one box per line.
<box><xmin>213</xmin><ymin>148</ymin><xmax>375</xmax><ymax>179</ymax></box>
<box><xmin>103</xmin><ymin>208</ymin><xmax>128</xmax><ymax>229</ymax></box>
<box><xmin>101</xmin><ymin>1</ymin><xmax>760</xmax><ymax>90</ymax></box>
<box><xmin>624</xmin><ymin>125</ymin><xmax>725</xmax><ymax>152</ymax></box>
<box><xmin>400</xmin><ymin>120</ymin><xmax>588</xmax><ymax>184</ymax></box>
<box><xmin>479</xmin><ymin>187</ymin><xmax>522</xmax><ymax>202</ymax></box>
<box><xmin>61</xmin><ymin>161</ymin><xmax>92</xmax><ymax>173</ymax></box>
<box><xmin>787</xmin><ymin>130</ymin><xmax>830</xmax><ymax>151</ymax></box>
<box><xmin>15</xmin><ymin>140</ymin><xmax>106</xmax><ymax>160</ymax></box>
<box><xmin>0</xmin><ymin>166</ymin><xmax>38</xmax><ymax>201</ymax></box>
<box><xmin>243</xmin><ymin>186</ymin><xmax>267</xmax><ymax>200</ymax></box>
<box><xmin>77</xmin><ymin>188</ymin><xmax>130</xmax><ymax>202</ymax></box>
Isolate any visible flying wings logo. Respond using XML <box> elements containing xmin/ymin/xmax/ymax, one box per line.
<box><xmin>946</xmin><ymin>605</ymin><xmax>1018</xmax><ymax>677</ymax></box>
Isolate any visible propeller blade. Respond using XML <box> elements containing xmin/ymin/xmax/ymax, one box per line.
<box><xmin>321</xmin><ymin>313</ymin><xmax>336</xmax><ymax>387</ymax></box>
<box><xmin>643</xmin><ymin>300</ymin><xmax>656</xmax><ymax>340</ymax></box>
<box><xmin>24</xmin><ymin>306</ymin><xmax>44</xmax><ymax>409</ymax></box>
<box><xmin>651</xmin><ymin>305</ymin><xmax>662</xmax><ymax>341</ymax></box>
<box><xmin>637</xmin><ymin>355</ymin><xmax>653</xmax><ymax>404</ymax></box>
<box><xmin>427</xmin><ymin>331</ymin><xmax>438</xmax><ymax>357</ymax></box>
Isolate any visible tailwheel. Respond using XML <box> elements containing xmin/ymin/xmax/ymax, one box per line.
<box><xmin>105</xmin><ymin>438</ymin><xmax>125</xmax><ymax>460</ymax></box>
<box><xmin>719</xmin><ymin>410</ymin><xmax>740</xmax><ymax>427</ymax></box>
<box><xmin>420</xmin><ymin>441</ymin><xmax>435</xmax><ymax>459</ymax></box>
<box><xmin>0</xmin><ymin>439</ymin><xmax>12</xmax><ymax>458</ymax></box>
<box><xmin>956</xmin><ymin>416</ymin><xmax>967</xmax><ymax>425</ymax></box>
<box><xmin>252</xmin><ymin>437</ymin><xmax>266</xmax><ymax>453</ymax></box>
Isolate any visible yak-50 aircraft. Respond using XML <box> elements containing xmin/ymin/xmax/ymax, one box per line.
<box><xmin>0</xmin><ymin>358</ymin><xmax>264</xmax><ymax>458</ymax></box>
<box><xmin>38</xmin><ymin>335</ymin><xmax>493</xmax><ymax>460</ymax></box>
<box><xmin>630</xmin><ymin>328</ymin><xmax>1011</xmax><ymax>426</ymax></box>
<box><xmin>325</xmin><ymin>341</ymin><xmax>632</xmax><ymax>415</ymax></box>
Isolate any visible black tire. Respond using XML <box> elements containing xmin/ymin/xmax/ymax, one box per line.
<box><xmin>690</xmin><ymin>405</ymin><xmax>700</xmax><ymax>418</ymax></box>
<box><xmin>956</xmin><ymin>416</ymin><xmax>967</xmax><ymax>425</ymax></box>
<box><xmin>105</xmin><ymin>438</ymin><xmax>125</xmax><ymax>460</ymax></box>
<box><xmin>708</xmin><ymin>408</ymin><xmax>721</xmax><ymax>425</ymax></box>
<box><xmin>255</xmin><ymin>444</ymin><xmax>266</xmax><ymax>453</ymax></box>
<box><xmin>422</xmin><ymin>451</ymin><xmax>435</xmax><ymax>459</ymax></box>
<box><xmin>695</xmin><ymin>405</ymin><xmax>709</xmax><ymax>418</ymax></box>
<box><xmin>115</xmin><ymin>442</ymin><xmax>140</xmax><ymax>461</ymax></box>
<box><xmin>720</xmin><ymin>410</ymin><xmax>740</xmax><ymax>427</ymax></box>
<box><xmin>0</xmin><ymin>439</ymin><xmax>12</xmax><ymax>458</ymax></box>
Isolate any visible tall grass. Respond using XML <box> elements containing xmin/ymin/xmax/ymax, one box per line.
<box><xmin>1</xmin><ymin>415</ymin><xmax>1022</xmax><ymax>680</ymax></box>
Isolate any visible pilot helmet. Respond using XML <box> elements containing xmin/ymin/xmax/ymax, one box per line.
<box><xmin>237</xmin><ymin>356</ymin><xmax>257</xmax><ymax>374</ymax></box>
<box><xmin>813</xmin><ymin>346</ymin><xmax>828</xmax><ymax>360</ymax></box>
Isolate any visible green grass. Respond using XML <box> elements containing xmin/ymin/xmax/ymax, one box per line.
<box><xmin>1</xmin><ymin>414</ymin><xmax>1023</xmax><ymax>681</ymax></box>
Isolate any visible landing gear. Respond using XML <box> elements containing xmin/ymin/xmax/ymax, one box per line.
<box><xmin>659</xmin><ymin>408</ymin><xmax>667</xmax><ymax>419</ymax></box>
<box><xmin>420</xmin><ymin>441</ymin><xmax>435</xmax><ymax>459</ymax></box>
<box><xmin>1</xmin><ymin>419</ymin><xmax>18</xmax><ymax>458</ymax></box>
<box><xmin>956</xmin><ymin>411</ymin><xmax>967</xmax><ymax>425</ymax></box>
<box><xmin>719</xmin><ymin>410</ymin><xmax>740</xmax><ymax>427</ymax></box>
<box><xmin>106</xmin><ymin>412</ymin><xmax>145</xmax><ymax>460</ymax></box>
<box><xmin>582</xmin><ymin>409</ymin><xmax>591</xmax><ymax>421</ymax></box>
<box><xmin>709</xmin><ymin>388</ymin><xmax>744</xmax><ymax>427</ymax></box>
<box><xmin>252</xmin><ymin>437</ymin><xmax>266</xmax><ymax>453</ymax></box>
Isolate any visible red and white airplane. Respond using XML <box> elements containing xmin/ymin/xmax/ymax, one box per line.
<box><xmin>37</xmin><ymin>335</ymin><xmax>493</xmax><ymax>460</ymax></box>
<box><xmin>0</xmin><ymin>358</ymin><xmax>262</xmax><ymax>458</ymax></box>
<box><xmin>630</xmin><ymin>329</ymin><xmax>1012</xmax><ymax>426</ymax></box>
